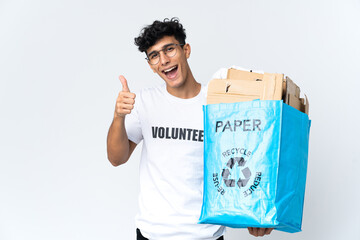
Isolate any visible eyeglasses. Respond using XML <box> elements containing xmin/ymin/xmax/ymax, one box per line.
<box><xmin>145</xmin><ymin>43</ymin><xmax>185</xmax><ymax>65</ymax></box>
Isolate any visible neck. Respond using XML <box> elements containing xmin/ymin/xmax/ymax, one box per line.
<box><xmin>166</xmin><ymin>70</ymin><xmax>201</xmax><ymax>99</ymax></box>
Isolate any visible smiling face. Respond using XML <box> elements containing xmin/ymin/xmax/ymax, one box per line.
<box><xmin>146</xmin><ymin>36</ymin><xmax>192</xmax><ymax>90</ymax></box>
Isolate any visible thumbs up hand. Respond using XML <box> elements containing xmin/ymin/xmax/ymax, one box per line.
<box><xmin>115</xmin><ymin>75</ymin><xmax>136</xmax><ymax>118</ymax></box>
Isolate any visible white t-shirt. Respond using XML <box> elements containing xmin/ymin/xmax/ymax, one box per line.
<box><xmin>125</xmin><ymin>83</ymin><xmax>225</xmax><ymax>240</ymax></box>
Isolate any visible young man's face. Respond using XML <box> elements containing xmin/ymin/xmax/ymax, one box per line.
<box><xmin>146</xmin><ymin>36</ymin><xmax>191</xmax><ymax>89</ymax></box>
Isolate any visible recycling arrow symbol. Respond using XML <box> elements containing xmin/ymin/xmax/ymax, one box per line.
<box><xmin>221</xmin><ymin>157</ymin><xmax>252</xmax><ymax>188</ymax></box>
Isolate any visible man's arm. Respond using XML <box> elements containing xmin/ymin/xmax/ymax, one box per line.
<box><xmin>107</xmin><ymin>116</ymin><xmax>137</xmax><ymax>166</ymax></box>
<box><xmin>106</xmin><ymin>75</ymin><xmax>137</xmax><ymax>166</ymax></box>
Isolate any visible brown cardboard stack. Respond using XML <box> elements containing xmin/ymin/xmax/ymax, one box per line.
<box><xmin>207</xmin><ymin>68</ymin><xmax>309</xmax><ymax>115</ymax></box>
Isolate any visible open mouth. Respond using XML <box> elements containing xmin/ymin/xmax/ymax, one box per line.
<box><xmin>162</xmin><ymin>65</ymin><xmax>178</xmax><ymax>79</ymax></box>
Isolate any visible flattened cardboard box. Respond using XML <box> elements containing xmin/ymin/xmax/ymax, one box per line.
<box><xmin>207</xmin><ymin>68</ymin><xmax>309</xmax><ymax>115</ymax></box>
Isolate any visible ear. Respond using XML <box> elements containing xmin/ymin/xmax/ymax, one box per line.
<box><xmin>145</xmin><ymin>50</ymin><xmax>156</xmax><ymax>73</ymax></box>
<box><xmin>147</xmin><ymin>61</ymin><xmax>157</xmax><ymax>73</ymax></box>
<box><xmin>184</xmin><ymin>43</ymin><xmax>191</xmax><ymax>59</ymax></box>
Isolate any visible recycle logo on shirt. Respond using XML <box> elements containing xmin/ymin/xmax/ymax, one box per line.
<box><xmin>221</xmin><ymin>157</ymin><xmax>251</xmax><ymax>188</ymax></box>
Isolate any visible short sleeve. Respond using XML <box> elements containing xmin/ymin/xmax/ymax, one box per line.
<box><xmin>124</xmin><ymin>92</ymin><xmax>143</xmax><ymax>144</ymax></box>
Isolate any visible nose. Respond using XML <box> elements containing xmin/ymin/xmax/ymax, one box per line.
<box><xmin>159</xmin><ymin>51</ymin><xmax>170</xmax><ymax>65</ymax></box>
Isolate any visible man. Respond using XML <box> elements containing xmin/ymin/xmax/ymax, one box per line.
<box><xmin>107</xmin><ymin>18</ymin><xmax>273</xmax><ymax>239</ymax></box>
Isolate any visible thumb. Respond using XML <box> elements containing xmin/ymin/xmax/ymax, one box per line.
<box><xmin>119</xmin><ymin>75</ymin><xmax>130</xmax><ymax>92</ymax></box>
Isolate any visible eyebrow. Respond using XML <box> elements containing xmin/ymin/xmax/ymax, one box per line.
<box><xmin>147</xmin><ymin>43</ymin><xmax>176</xmax><ymax>56</ymax></box>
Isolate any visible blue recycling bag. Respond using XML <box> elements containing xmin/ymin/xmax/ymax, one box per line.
<box><xmin>199</xmin><ymin>100</ymin><xmax>311</xmax><ymax>233</ymax></box>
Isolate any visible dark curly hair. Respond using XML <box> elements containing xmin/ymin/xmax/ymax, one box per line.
<box><xmin>134</xmin><ymin>17</ymin><xmax>186</xmax><ymax>53</ymax></box>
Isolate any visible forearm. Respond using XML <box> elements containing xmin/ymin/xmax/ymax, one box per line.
<box><xmin>107</xmin><ymin>115</ymin><xmax>130</xmax><ymax>166</ymax></box>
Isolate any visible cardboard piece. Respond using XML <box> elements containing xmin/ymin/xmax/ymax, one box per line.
<box><xmin>207</xmin><ymin>68</ymin><xmax>309</xmax><ymax>115</ymax></box>
<box><xmin>207</xmin><ymin>69</ymin><xmax>285</xmax><ymax>104</ymax></box>
<box><xmin>227</xmin><ymin>68</ymin><xmax>264</xmax><ymax>81</ymax></box>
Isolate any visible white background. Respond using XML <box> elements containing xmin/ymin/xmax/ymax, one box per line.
<box><xmin>1</xmin><ymin>0</ymin><xmax>359</xmax><ymax>239</ymax></box>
